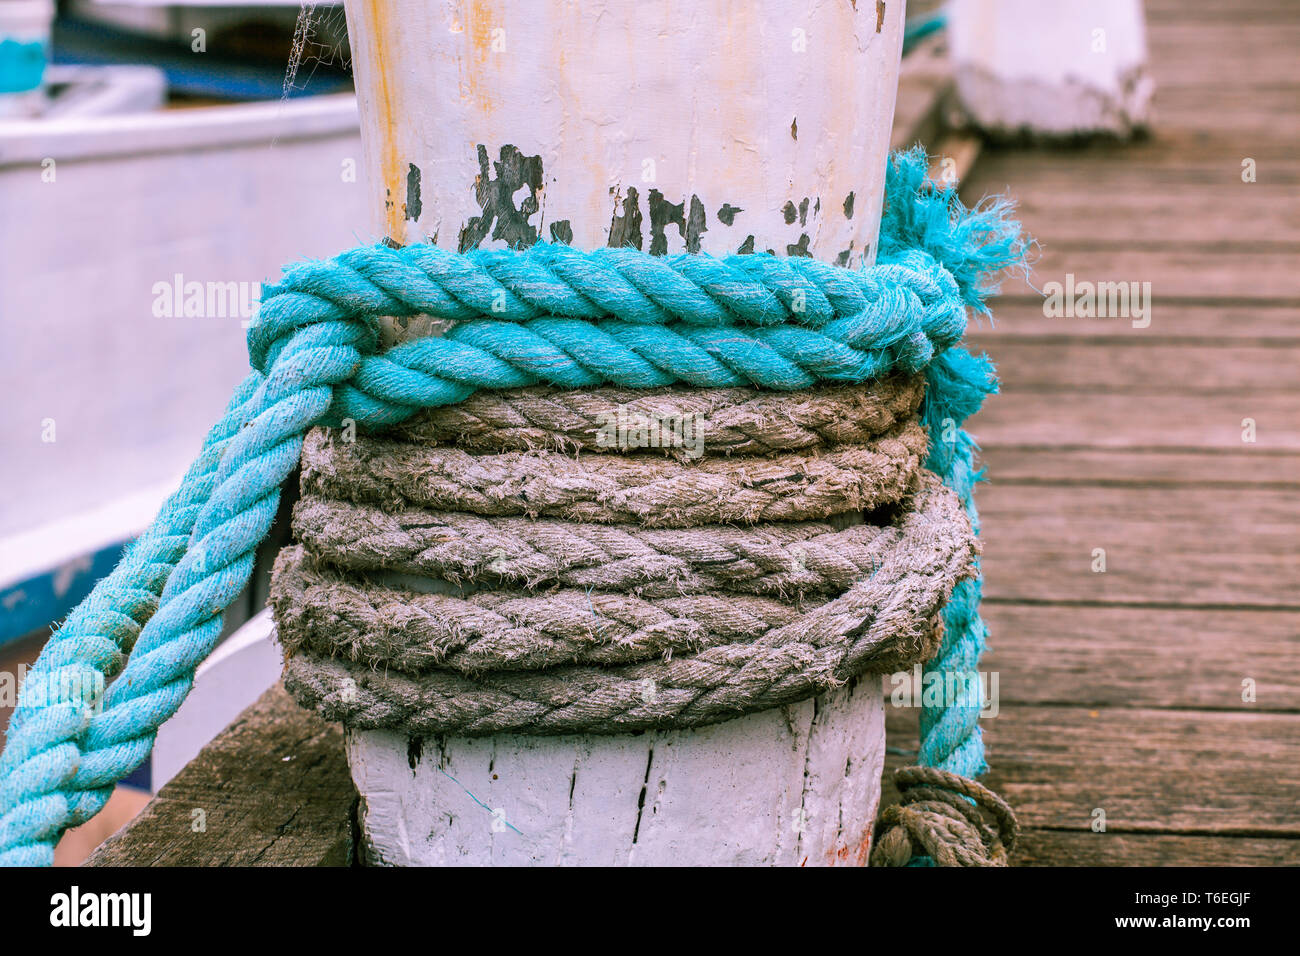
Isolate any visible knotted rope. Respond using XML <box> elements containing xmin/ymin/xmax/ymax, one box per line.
<box><xmin>0</xmin><ymin>149</ymin><xmax>1024</xmax><ymax>866</ymax></box>
<box><xmin>871</xmin><ymin>766</ymin><xmax>1020</xmax><ymax>867</ymax></box>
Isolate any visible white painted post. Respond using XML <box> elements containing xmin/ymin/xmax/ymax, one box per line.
<box><xmin>947</xmin><ymin>0</ymin><xmax>1154</xmax><ymax>137</ymax></box>
<box><xmin>340</xmin><ymin>0</ymin><xmax>907</xmax><ymax>866</ymax></box>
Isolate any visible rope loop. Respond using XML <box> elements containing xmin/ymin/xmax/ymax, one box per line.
<box><xmin>871</xmin><ymin>766</ymin><xmax>1019</xmax><ymax>866</ymax></box>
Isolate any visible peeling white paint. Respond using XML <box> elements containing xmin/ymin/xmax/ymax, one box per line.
<box><xmin>344</xmin><ymin>0</ymin><xmax>905</xmax><ymax>263</ymax></box>
<box><xmin>350</xmin><ymin>676</ymin><xmax>886</xmax><ymax>867</ymax></box>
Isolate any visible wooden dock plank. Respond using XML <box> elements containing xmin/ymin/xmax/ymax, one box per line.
<box><xmin>969</xmin><ymin>340</ymin><xmax>1300</xmax><ymax>392</ymax></box>
<box><xmin>886</xmin><ymin>706</ymin><xmax>1300</xmax><ymax>835</ymax></box>
<box><xmin>996</xmin><ymin>246</ymin><xmax>1299</xmax><ymax>301</ymax></box>
<box><xmin>979</xmin><ymin>447</ymin><xmax>1300</xmax><ymax>488</ymax></box>
<box><xmin>86</xmin><ymin>684</ymin><xmax>356</xmax><ymax>867</ymax></box>
<box><xmin>876</xmin><ymin>0</ymin><xmax>1300</xmax><ymax>868</ymax></box>
<box><xmin>979</xmin><ymin>604</ymin><xmax>1300</xmax><ymax>712</ymax></box>
<box><xmin>990</xmin><ymin>185</ymin><xmax>1300</xmax><ymax>245</ymax></box>
<box><xmin>977</xmin><ymin>483</ymin><xmax>1299</xmax><ymax>607</ymax></box>
<box><xmin>1011</xmin><ymin>830</ymin><xmax>1300</xmax><ymax>867</ymax></box>
<box><xmin>969</xmin><ymin>301</ymin><xmax>1300</xmax><ymax>343</ymax></box>
<box><xmin>971</xmin><ymin>134</ymin><xmax>1300</xmax><ymax>187</ymax></box>
<box><xmin>971</xmin><ymin>392</ymin><xmax>1300</xmax><ymax>451</ymax></box>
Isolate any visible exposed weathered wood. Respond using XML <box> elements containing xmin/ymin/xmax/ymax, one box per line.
<box><xmin>971</xmin><ymin>140</ymin><xmax>1300</xmax><ymax>188</ymax></box>
<box><xmin>972</xmin><ymin>392</ymin><xmax>1300</xmax><ymax>451</ymax></box>
<box><xmin>886</xmin><ymin>705</ymin><xmax>1300</xmax><ymax>835</ymax></box>
<box><xmin>1147</xmin><ymin>24</ymin><xmax>1300</xmax><ymax>69</ymax></box>
<box><xmin>970</xmin><ymin>340</ymin><xmax>1300</xmax><ymax>392</ymax></box>
<box><xmin>980</xmin><ymin>446</ymin><xmax>1300</xmax><ymax>488</ymax></box>
<box><xmin>979</xmin><ymin>604</ymin><xmax>1300</xmax><ymax>711</ymax></box>
<box><xmin>928</xmin><ymin>132</ymin><xmax>983</xmax><ymax>186</ymax></box>
<box><xmin>891</xmin><ymin>34</ymin><xmax>952</xmax><ymax>153</ymax></box>
<box><xmin>988</xmin><ymin>185</ymin><xmax>1300</xmax><ymax>245</ymax></box>
<box><xmin>1154</xmin><ymin>88</ymin><xmax>1300</xmax><ymax>138</ymax></box>
<box><xmin>997</xmin><ymin>247</ymin><xmax>1300</xmax><ymax>301</ymax></box>
<box><xmin>1011</xmin><ymin>829</ymin><xmax>1300</xmax><ymax>867</ymax></box>
<box><xmin>872</xmin><ymin>1</ymin><xmax>1300</xmax><ymax>868</ymax></box>
<box><xmin>86</xmin><ymin>684</ymin><xmax>356</xmax><ymax>867</ymax></box>
<box><xmin>977</xmin><ymin>484</ymin><xmax>1300</xmax><ymax>606</ymax></box>
<box><xmin>967</xmin><ymin>301</ymin><xmax>1300</xmax><ymax>342</ymax></box>
<box><xmin>353</xmin><ymin>674</ymin><xmax>885</xmax><ymax>867</ymax></box>
<box><xmin>1145</xmin><ymin>0</ymin><xmax>1298</xmax><ymax>22</ymax></box>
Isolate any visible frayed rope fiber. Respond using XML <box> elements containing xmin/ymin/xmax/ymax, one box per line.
<box><xmin>275</xmin><ymin>470</ymin><xmax>977</xmax><ymax>735</ymax></box>
<box><xmin>0</xmin><ymin>148</ymin><xmax>1025</xmax><ymax>866</ymax></box>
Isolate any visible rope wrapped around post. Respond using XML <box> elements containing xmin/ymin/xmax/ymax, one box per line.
<box><xmin>0</xmin><ymin>149</ymin><xmax>1025</xmax><ymax>866</ymax></box>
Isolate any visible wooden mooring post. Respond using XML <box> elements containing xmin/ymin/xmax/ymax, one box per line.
<box><xmin>947</xmin><ymin>0</ymin><xmax>1154</xmax><ymax>137</ymax></box>
<box><xmin>340</xmin><ymin>0</ymin><xmax>907</xmax><ymax>866</ymax></box>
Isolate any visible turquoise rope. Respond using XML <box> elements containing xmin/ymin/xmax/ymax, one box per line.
<box><xmin>0</xmin><ymin>149</ymin><xmax>1023</xmax><ymax>866</ymax></box>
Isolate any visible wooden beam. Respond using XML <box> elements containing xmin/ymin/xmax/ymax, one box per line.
<box><xmin>86</xmin><ymin>684</ymin><xmax>356</xmax><ymax>867</ymax></box>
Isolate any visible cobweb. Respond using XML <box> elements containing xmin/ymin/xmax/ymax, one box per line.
<box><xmin>283</xmin><ymin>1</ymin><xmax>352</xmax><ymax>100</ymax></box>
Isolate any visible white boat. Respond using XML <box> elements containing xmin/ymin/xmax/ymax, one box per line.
<box><xmin>0</xmin><ymin>2</ymin><xmax>364</xmax><ymax>656</ymax></box>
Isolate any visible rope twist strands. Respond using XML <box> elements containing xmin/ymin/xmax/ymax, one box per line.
<box><xmin>298</xmin><ymin>422</ymin><xmax>929</xmax><ymax>527</ymax></box>
<box><xmin>382</xmin><ymin>372</ymin><xmax>925</xmax><ymax>456</ymax></box>
<box><xmin>274</xmin><ymin>467</ymin><xmax>980</xmax><ymax>730</ymax></box>
<box><xmin>290</xmin><ymin>495</ymin><xmax>911</xmax><ymax>599</ymax></box>
<box><xmin>0</xmin><ymin>149</ymin><xmax>1025</xmax><ymax>865</ymax></box>
<box><xmin>871</xmin><ymin>766</ymin><xmax>1020</xmax><ymax>867</ymax></box>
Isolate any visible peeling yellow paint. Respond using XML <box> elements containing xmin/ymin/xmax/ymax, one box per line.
<box><xmin>461</xmin><ymin>0</ymin><xmax>500</xmax><ymax>116</ymax></box>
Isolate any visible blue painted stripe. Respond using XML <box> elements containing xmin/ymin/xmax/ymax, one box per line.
<box><xmin>0</xmin><ymin>540</ymin><xmax>129</xmax><ymax>648</ymax></box>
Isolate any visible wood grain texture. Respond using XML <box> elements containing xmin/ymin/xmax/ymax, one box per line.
<box><xmin>352</xmin><ymin>675</ymin><xmax>886</xmax><ymax>867</ymax></box>
<box><xmin>887</xmin><ymin>705</ymin><xmax>1300</xmax><ymax>835</ymax></box>
<box><xmin>1012</xmin><ymin>830</ymin><xmax>1300</xmax><ymax>867</ymax></box>
<box><xmin>972</xmin><ymin>393</ymin><xmax>1300</xmax><ymax>451</ymax></box>
<box><xmin>979</xmin><ymin>604</ymin><xmax>1300</xmax><ymax>711</ymax></box>
<box><xmin>980</xmin><ymin>447</ymin><xmax>1300</xmax><ymax>488</ymax></box>
<box><xmin>998</xmin><ymin>186</ymin><xmax>1300</xmax><ymax>245</ymax></box>
<box><xmin>876</xmin><ymin>1</ymin><xmax>1300</xmax><ymax>867</ymax></box>
<box><xmin>997</xmin><ymin>246</ymin><xmax>1300</xmax><ymax>301</ymax></box>
<box><xmin>86</xmin><ymin>684</ymin><xmax>356</xmax><ymax>867</ymax></box>
<box><xmin>978</xmin><ymin>483</ymin><xmax>1299</xmax><ymax>607</ymax></box>
<box><xmin>966</xmin><ymin>302</ymin><xmax>1300</xmax><ymax>343</ymax></box>
<box><xmin>970</xmin><ymin>340</ymin><xmax>1300</xmax><ymax>392</ymax></box>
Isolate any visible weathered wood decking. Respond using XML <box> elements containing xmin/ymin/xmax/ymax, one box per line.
<box><xmin>886</xmin><ymin>0</ymin><xmax>1300</xmax><ymax>865</ymax></box>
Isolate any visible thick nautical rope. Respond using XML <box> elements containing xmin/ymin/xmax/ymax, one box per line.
<box><xmin>298</xmin><ymin>422</ymin><xmax>929</xmax><ymax>526</ymax></box>
<box><xmin>382</xmin><ymin>372</ymin><xmax>925</xmax><ymax>455</ymax></box>
<box><xmin>274</xmin><ymin>462</ymin><xmax>978</xmax><ymax>733</ymax></box>
<box><xmin>0</xmin><ymin>149</ymin><xmax>1021</xmax><ymax>865</ymax></box>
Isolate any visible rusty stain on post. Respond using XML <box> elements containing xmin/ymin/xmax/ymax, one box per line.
<box><xmin>363</xmin><ymin>0</ymin><xmax>404</xmax><ymax>242</ymax></box>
